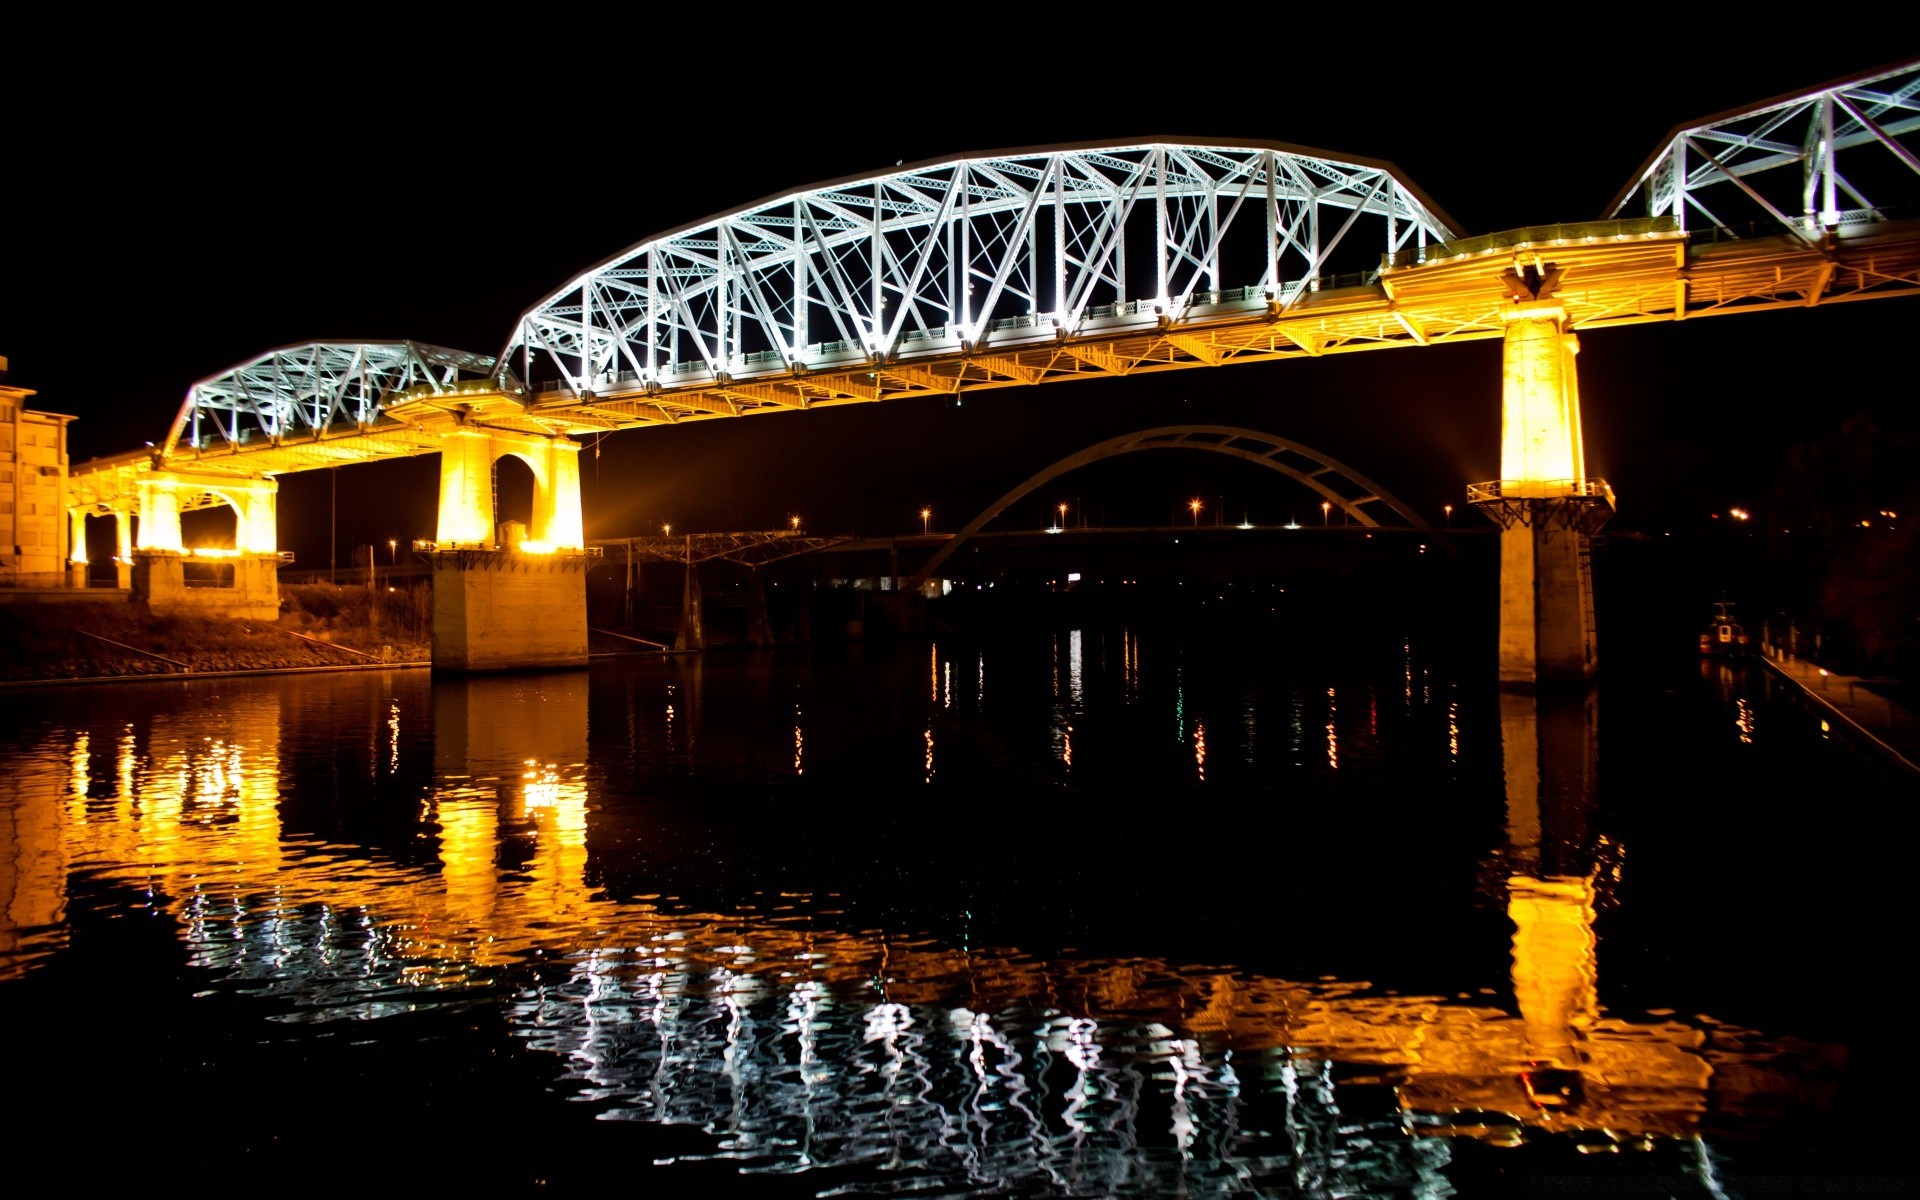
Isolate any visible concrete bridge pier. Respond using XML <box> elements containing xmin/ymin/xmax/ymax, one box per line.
<box><xmin>66</xmin><ymin>510</ymin><xmax>87</xmax><ymax>588</ymax></box>
<box><xmin>127</xmin><ymin>471</ymin><xmax>281</xmax><ymax>619</ymax></box>
<box><xmin>676</xmin><ymin>557</ymin><xmax>706</xmax><ymax>652</ymax></box>
<box><xmin>746</xmin><ymin>569</ymin><xmax>774</xmax><ymax>646</ymax></box>
<box><xmin>1473</xmin><ymin>296</ymin><xmax>1613</xmax><ymax>690</ymax></box>
<box><xmin>429</xmin><ymin>426</ymin><xmax>590</xmax><ymax>672</ymax></box>
<box><xmin>115</xmin><ymin>513</ymin><xmax>133</xmax><ymax>589</ymax></box>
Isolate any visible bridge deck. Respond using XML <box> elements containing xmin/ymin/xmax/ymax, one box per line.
<box><xmin>68</xmin><ymin>218</ymin><xmax>1920</xmax><ymax>511</ymax></box>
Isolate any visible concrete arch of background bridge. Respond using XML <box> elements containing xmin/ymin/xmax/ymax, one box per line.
<box><xmin>905</xmin><ymin>425</ymin><xmax>1433</xmax><ymax>591</ymax></box>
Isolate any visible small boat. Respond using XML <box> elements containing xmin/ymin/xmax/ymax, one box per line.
<box><xmin>1699</xmin><ymin>601</ymin><xmax>1751</xmax><ymax>656</ymax></box>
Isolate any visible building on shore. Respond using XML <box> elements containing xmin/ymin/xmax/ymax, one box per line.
<box><xmin>0</xmin><ymin>356</ymin><xmax>77</xmax><ymax>588</ymax></box>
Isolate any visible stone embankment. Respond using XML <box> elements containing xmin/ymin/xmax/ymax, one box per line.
<box><xmin>0</xmin><ymin>585</ymin><xmax>429</xmax><ymax>685</ymax></box>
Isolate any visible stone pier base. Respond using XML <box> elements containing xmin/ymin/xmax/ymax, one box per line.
<box><xmin>131</xmin><ymin>552</ymin><xmax>281</xmax><ymax>620</ymax></box>
<box><xmin>1499</xmin><ymin>522</ymin><xmax>1597</xmax><ymax>687</ymax></box>
<box><xmin>676</xmin><ymin>566</ymin><xmax>706</xmax><ymax>652</ymax></box>
<box><xmin>431</xmin><ymin>550</ymin><xmax>588</xmax><ymax>672</ymax></box>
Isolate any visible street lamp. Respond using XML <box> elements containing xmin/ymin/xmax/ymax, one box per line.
<box><xmin>663</xmin><ymin>523</ymin><xmax>672</xmax><ymax>536</ymax></box>
<box><xmin>1189</xmin><ymin>498</ymin><xmax>1202</xmax><ymax>527</ymax></box>
<box><xmin>1058</xmin><ymin>502</ymin><xmax>1068</xmax><ymax>529</ymax></box>
<box><xmin>1321</xmin><ymin>501</ymin><xmax>1332</xmax><ymax>527</ymax></box>
<box><xmin>1443</xmin><ymin>504</ymin><xmax>1453</xmax><ymax>527</ymax></box>
<box><xmin>790</xmin><ymin>515</ymin><xmax>801</xmax><ymax>531</ymax></box>
<box><xmin>921</xmin><ymin>507</ymin><xmax>932</xmax><ymax>536</ymax></box>
<box><xmin>387</xmin><ymin>538</ymin><xmax>398</xmax><ymax>566</ymax></box>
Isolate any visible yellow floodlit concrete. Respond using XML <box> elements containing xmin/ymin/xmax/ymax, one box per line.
<box><xmin>1499</xmin><ymin>301</ymin><xmax>1585</xmax><ymax>492</ymax></box>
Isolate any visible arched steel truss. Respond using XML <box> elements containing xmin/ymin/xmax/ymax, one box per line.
<box><xmin>162</xmin><ymin>340</ymin><xmax>499</xmax><ymax>458</ymax></box>
<box><xmin>904</xmin><ymin>425</ymin><xmax>1432</xmax><ymax>590</ymax></box>
<box><xmin>508</xmin><ymin>141</ymin><xmax>1457</xmax><ymax>410</ymax></box>
<box><xmin>1608</xmin><ymin>59</ymin><xmax>1920</xmax><ymax>241</ymax></box>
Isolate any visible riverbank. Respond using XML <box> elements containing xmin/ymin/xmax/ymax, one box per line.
<box><xmin>0</xmin><ymin>586</ymin><xmax>428</xmax><ymax>683</ymax></box>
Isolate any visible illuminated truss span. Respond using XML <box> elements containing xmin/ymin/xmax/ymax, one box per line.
<box><xmin>163</xmin><ymin>340</ymin><xmax>499</xmax><ymax>461</ymax></box>
<box><xmin>1609</xmin><ymin>59</ymin><xmax>1920</xmax><ymax>241</ymax></box>
<box><xmin>507</xmin><ymin>141</ymin><xmax>1458</xmax><ymax>422</ymax></box>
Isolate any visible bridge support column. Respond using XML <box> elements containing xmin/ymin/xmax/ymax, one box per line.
<box><xmin>429</xmin><ymin>428</ymin><xmax>590</xmax><ymax>672</ymax></box>
<box><xmin>676</xmin><ymin>559</ymin><xmax>706</xmax><ymax>652</ymax></box>
<box><xmin>114</xmin><ymin>511</ymin><xmax>133</xmax><ymax>589</ymax></box>
<box><xmin>435</xmin><ymin>430</ymin><xmax>496</xmax><ymax>549</ymax></box>
<box><xmin>746</xmin><ymin>569</ymin><xmax>774</xmax><ymax>646</ymax></box>
<box><xmin>67</xmin><ymin>509</ymin><xmax>88</xmax><ymax>587</ymax></box>
<box><xmin>129</xmin><ymin>472</ymin><xmax>281</xmax><ymax>619</ymax></box>
<box><xmin>1473</xmin><ymin>299</ymin><xmax>1613</xmax><ymax>689</ymax></box>
<box><xmin>431</xmin><ymin>549</ymin><xmax>589</xmax><ymax>672</ymax></box>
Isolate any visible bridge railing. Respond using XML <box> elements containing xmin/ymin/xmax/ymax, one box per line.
<box><xmin>1467</xmin><ymin>478</ymin><xmax>1616</xmax><ymax>509</ymax></box>
<box><xmin>1385</xmin><ymin>218</ymin><xmax>1681</xmax><ymax>270</ymax></box>
<box><xmin>529</xmin><ymin>275</ymin><xmax>1398</xmax><ymax>401</ymax></box>
<box><xmin>1684</xmin><ymin>200</ymin><xmax>1920</xmax><ymax>245</ymax></box>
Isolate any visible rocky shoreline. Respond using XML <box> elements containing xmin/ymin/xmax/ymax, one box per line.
<box><xmin>0</xmin><ymin>588</ymin><xmax>429</xmax><ymax>684</ymax></box>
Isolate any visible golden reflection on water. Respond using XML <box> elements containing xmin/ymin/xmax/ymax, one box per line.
<box><xmin>0</xmin><ymin>668</ymin><xmax>1837</xmax><ymax>1161</ymax></box>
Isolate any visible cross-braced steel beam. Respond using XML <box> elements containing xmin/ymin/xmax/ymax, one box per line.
<box><xmin>507</xmin><ymin>141</ymin><xmax>1458</xmax><ymax>408</ymax></box>
<box><xmin>1608</xmin><ymin>59</ymin><xmax>1920</xmax><ymax>242</ymax></box>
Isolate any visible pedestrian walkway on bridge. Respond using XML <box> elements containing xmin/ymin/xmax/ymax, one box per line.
<box><xmin>1759</xmin><ymin>645</ymin><xmax>1920</xmax><ymax>775</ymax></box>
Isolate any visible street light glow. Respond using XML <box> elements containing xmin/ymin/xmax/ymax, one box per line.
<box><xmin>921</xmin><ymin>506</ymin><xmax>932</xmax><ymax>536</ymax></box>
<box><xmin>1322</xmin><ymin>500</ymin><xmax>1332</xmax><ymax>526</ymax></box>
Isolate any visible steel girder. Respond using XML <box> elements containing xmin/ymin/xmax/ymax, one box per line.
<box><xmin>506</xmin><ymin>141</ymin><xmax>1458</xmax><ymax>413</ymax></box>
<box><xmin>1608</xmin><ymin>58</ymin><xmax>1920</xmax><ymax>241</ymax></box>
<box><xmin>162</xmin><ymin>340</ymin><xmax>498</xmax><ymax>460</ymax></box>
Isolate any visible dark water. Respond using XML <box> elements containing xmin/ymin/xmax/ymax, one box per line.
<box><xmin>0</xmin><ymin>626</ymin><xmax>1911</xmax><ymax>1197</ymax></box>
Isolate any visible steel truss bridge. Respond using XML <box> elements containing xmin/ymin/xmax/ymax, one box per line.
<box><xmin>71</xmin><ymin>58</ymin><xmax>1920</xmax><ymax>512</ymax></box>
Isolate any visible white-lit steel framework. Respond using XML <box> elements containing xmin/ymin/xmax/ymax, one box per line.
<box><xmin>163</xmin><ymin>340</ymin><xmax>498</xmax><ymax>459</ymax></box>
<box><xmin>507</xmin><ymin>141</ymin><xmax>1457</xmax><ymax>418</ymax></box>
<box><xmin>71</xmin><ymin>62</ymin><xmax>1920</xmax><ymax>497</ymax></box>
<box><xmin>1608</xmin><ymin>58</ymin><xmax>1920</xmax><ymax>240</ymax></box>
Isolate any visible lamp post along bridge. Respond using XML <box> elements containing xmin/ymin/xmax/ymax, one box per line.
<box><xmin>51</xmin><ymin>59</ymin><xmax>1920</xmax><ymax>683</ymax></box>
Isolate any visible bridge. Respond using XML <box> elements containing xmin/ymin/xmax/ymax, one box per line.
<box><xmin>47</xmin><ymin>58</ymin><xmax>1920</xmax><ymax>682</ymax></box>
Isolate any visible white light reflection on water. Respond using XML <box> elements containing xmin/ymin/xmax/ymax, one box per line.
<box><xmin>1174</xmin><ymin>663</ymin><xmax>1185</xmax><ymax>743</ymax></box>
<box><xmin>1068</xmin><ymin>628</ymin><xmax>1084</xmax><ymax>708</ymax></box>
<box><xmin>0</xmin><ymin>656</ymin><xmax>1864</xmax><ymax>1197</ymax></box>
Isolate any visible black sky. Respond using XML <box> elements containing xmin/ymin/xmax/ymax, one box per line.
<box><xmin>7</xmin><ymin>34</ymin><xmax>1914</xmax><ymax>566</ymax></box>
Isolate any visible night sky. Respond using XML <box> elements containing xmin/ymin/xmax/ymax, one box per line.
<box><xmin>8</xmin><ymin>39</ymin><xmax>1914</xmax><ymax>569</ymax></box>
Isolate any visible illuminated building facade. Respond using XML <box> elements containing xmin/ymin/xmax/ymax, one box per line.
<box><xmin>0</xmin><ymin>356</ymin><xmax>76</xmax><ymax>588</ymax></box>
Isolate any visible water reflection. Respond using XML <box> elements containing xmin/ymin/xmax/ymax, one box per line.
<box><xmin>0</xmin><ymin>650</ymin><xmax>1854</xmax><ymax>1196</ymax></box>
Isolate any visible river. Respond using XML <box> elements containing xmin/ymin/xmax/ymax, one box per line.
<box><xmin>0</xmin><ymin>624</ymin><xmax>1909</xmax><ymax>1197</ymax></box>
